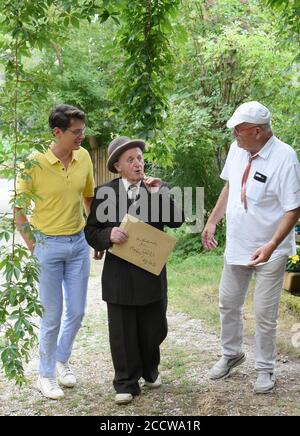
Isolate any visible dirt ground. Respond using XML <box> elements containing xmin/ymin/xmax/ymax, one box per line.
<box><xmin>0</xmin><ymin>258</ymin><xmax>300</xmax><ymax>416</ymax></box>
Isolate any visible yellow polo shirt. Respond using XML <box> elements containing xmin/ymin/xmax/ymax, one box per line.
<box><xmin>17</xmin><ymin>147</ymin><xmax>95</xmax><ymax>235</ymax></box>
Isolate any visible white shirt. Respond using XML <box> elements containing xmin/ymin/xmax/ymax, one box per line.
<box><xmin>121</xmin><ymin>179</ymin><xmax>141</xmax><ymax>199</ymax></box>
<box><xmin>220</xmin><ymin>136</ymin><xmax>300</xmax><ymax>265</ymax></box>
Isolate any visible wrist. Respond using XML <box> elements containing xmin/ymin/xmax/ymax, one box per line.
<box><xmin>28</xmin><ymin>241</ymin><xmax>36</xmax><ymax>251</ymax></box>
<box><xmin>206</xmin><ymin>218</ymin><xmax>217</xmax><ymax>227</ymax></box>
<box><xmin>269</xmin><ymin>239</ymin><xmax>278</xmax><ymax>249</ymax></box>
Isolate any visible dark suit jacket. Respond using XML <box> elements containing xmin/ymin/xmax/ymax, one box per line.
<box><xmin>84</xmin><ymin>178</ymin><xmax>184</xmax><ymax>306</ymax></box>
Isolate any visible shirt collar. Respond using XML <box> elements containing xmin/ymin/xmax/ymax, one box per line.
<box><xmin>72</xmin><ymin>150</ymin><xmax>79</xmax><ymax>161</ymax></box>
<box><xmin>122</xmin><ymin>178</ymin><xmax>142</xmax><ymax>192</ymax></box>
<box><xmin>45</xmin><ymin>147</ymin><xmax>78</xmax><ymax>165</ymax></box>
<box><xmin>250</xmin><ymin>135</ymin><xmax>275</xmax><ymax>160</ymax></box>
<box><xmin>45</xmin><ymin>148</ymin><xmax>60</xmax><ymax>165</ymax></box>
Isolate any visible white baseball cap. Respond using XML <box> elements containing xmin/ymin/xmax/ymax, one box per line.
<box><xmin>226</xmin><ymin>101</ymin><xmax>271</xmax><ymax>128</ymax></box>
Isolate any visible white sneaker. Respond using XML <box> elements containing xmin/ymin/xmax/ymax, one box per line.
<box><xmin>209</xmin><ymin>353</ymin><xmax>246</xmax><ymax>379</ymax></box>
<box><xmin>37</xmin><ymin>376</ymin><xmax>64</xmax><ymax>400</ymax></box>
<box><xmin>254</xmin><ymin>372</ymin><xmax>276</xmax><ymax>394</ymax></box>
<box><xmin>144</xmin><ymin>374</ymin><xmax>162</xmax><ymax>389</ymax></box>
<box><xmin>56</xmin><ymin>361</ymin><xmax>76</xmax><ymax>388</ymax></box>
<box><xmin>115</xmin><ymin>393</ymin><xmax>133</xmax><ymax>405</ymax></box>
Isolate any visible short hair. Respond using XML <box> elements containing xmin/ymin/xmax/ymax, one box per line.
<box><xmin>49</xmin><ymin>104</ymin><xmax>85</xmax><ymax>131</ymax></box>
<box><xmin>259</xmin><ymin>123</ymin><xmax>272</xmax><ymax>133</ymax></box>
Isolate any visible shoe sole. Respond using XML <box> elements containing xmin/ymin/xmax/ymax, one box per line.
<box><xmin>144</xmin><ymin>375</ymin><xmax>162</xmax><ymax>389</ymax></box>
<box><xmin>254</xmin><ymin>385</ymin><xmax>275</xmax><ymax>394</ymax></box>
<box><xmin>115</xmin><ymin>399</ymin><xmax>133</xmax><ymax>405</ymax></box>
<box><xmin>144</xmin><ymin>384</ymin><xmax>162</xmax><ymax>389</ymax></box>
<box><xmin>58</xmin><ymin>378</ymin><xmax>76</xmax><ymax>388</ymax></box>
<box><xmin>144</xmin><ymin>382</ymin><xmax>162</xmax><ymax>389</ymax></box>
<box><xmin>115</xmin><ymin>397</ymin><xmax>133</xmax><ymax>405</ymax></box>
<box><xmin>254</xmin><ymin>377</ymin><xmax>276</xmax><ymax>394</ymax></box>
<box><xmin>210</xmin><ymin>354</ymin><xmax>246</xmax><ymax>380</ymax></box>
<box><xmin>37</xmin><ymin>379</ymin><xmax>64</xmax><ymax>400</ymax></box>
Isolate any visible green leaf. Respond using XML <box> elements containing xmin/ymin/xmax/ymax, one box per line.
<box><xmin>71</xmin><ymin>16</ymin><xmax>80</xmax><ymax>28</ymax></box>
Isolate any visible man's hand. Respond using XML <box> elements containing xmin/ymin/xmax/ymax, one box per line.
<box><xmin>110</xmin><ymin>227</ymin><xmax>129</xmax><ymax>244</ymax></box>
<box><xmin>201</xmin><ymin>223</ymin><xmax>218</xmax><ymax>250</ymax></box>
<box><xmin>247</xmin><ymin>240</ymin><xmax>277</xmax><ymax>267</ymax></box>
<box><xmin>143</xmin><ymin>176</ymin><xmax>161</xmax><ymax>193</ymax></box>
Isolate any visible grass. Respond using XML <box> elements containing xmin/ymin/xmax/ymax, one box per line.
<box><xmin>167</xmin><ymin>253</ymin><xmax>223</xmax><ymax>330</ymax></box>
<box><xmin>282</xmin><ymin>291</ymin><xmax>300</xmax><ymax>315</ymax></box>
<box><xmin>167</xmin><ymin>253</ymin><xmax>300</xmax><ymax>357</ymax></box>
<box><xmin>161</xmin><ymin>348</ymin><xmax>187</xmax><ymax>379</ymax></box>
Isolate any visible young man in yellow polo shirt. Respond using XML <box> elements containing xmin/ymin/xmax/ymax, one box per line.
<box><xmin>16</xmin><ymin>104</ymin><xmax>95</xmax><ymax>400</ymax></box>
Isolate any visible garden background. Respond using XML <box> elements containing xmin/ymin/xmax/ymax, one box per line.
<box><xmin>0</xmin><ymin>0</ymin><xmax>300</xmax><ymax>416</ymax></box>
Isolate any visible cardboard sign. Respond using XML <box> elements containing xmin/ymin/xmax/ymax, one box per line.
<box><xmin>108</xmin><ymin>214</ymin><xmax>177</xmax><ymax>275</ymax></box>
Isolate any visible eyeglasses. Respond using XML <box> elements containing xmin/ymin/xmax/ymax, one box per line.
<box><xmin>67</xmin><ymin>128</ymin><xmax>85</xmax><ymax>137</ymax></box>
<box><xmin>233</xmin><ymin>125</ymin><xmax>259</xmax><ymax>136</ymax></box>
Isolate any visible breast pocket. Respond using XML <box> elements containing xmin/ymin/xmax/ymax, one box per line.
<box><xmin>246</xmin><ymin>176</ymin><xmax>267</xmax><ymax>202</ymax></box>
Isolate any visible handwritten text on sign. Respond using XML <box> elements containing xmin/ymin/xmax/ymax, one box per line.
<box><xmin>129</xmin><ymin>237</ymin><xmax>157</xmax><ymax>268</ymax></box>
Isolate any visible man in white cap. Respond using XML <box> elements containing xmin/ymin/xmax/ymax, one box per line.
<box><xmin>201</xmin><ymin>101</ymin><xmax>300</xmax><ymax>393</ymax></box>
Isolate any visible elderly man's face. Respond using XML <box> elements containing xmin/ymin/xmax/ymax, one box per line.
<box><xmin>114</xmin><ymin>147</ymin><xmax>145</xmax><ymax>183</ymax></box>
<box><xmin>233</xmin><ymin>123</ymin><xmax>262</xmax><ymax>151</ymax></box>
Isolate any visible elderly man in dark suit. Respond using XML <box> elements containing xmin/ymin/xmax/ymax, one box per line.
<box><xmin>84</xmin><ymin>136</ymin><xmax>184</xmax><ymax>404</ymax></box>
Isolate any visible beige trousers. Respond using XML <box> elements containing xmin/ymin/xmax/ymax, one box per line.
<box><xmin>219</xmin><ymin>256</ymin><xmax>287</xmax><ymax>372</ymax></box>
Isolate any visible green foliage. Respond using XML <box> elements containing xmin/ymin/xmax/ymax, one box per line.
<box><xmin>35</xmin><ymin>19</ymin><xmax>121</xmax><ymax>148</ymax></box>
<box><xmin>0</xmin><ymin>0</ymin><xmax>53</xmax><ymax>385</ymax></box>
<box><xmin>286</xmin><ymin>247</ymin><xmax>300</xmax><ymax>272</ymax></box>
<box><xmin>170</xmin><ymin>226</ymin><xmax>201</xmax><ymax>259</ymax></box>
<box><xmin>266</xmin><ymin>0</ymin><xmax>300</xmax><ymax>38</ymax></box>
<box><xmin>169</xmin><ymin>219</ymin><xmax>226</xmax><ymax>260</ymax></box>
<box><xmin>0</xmin><ymin>0</ymin><xmax>96</xmax><ymax>385</ymax></box>
<box><xmin>160</xmin><ymin>102</ymin><xmax>222</xmax><ymax>210</ymax></box>
<box><xmin>115</xmin><ymin>0</ymin><xmax>180</xmax><ymax>143</ymax></box>
<box><xmin>0</xmin><ymin>241</ymin><xmax>42</xmax><ymax>384</ymax></box>
<box><xmin>161</xmin><ymin>0</ymin><xmax>300</xmax><ymax>214</ymax></box>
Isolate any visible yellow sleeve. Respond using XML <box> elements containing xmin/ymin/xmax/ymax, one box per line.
<box><xmin>83</xmin><ymin>154</ymin><xmax>95</xmax><ymax>198</ymax></box>
<box><xmin>16</xmin><ymin>172</ymin><xmax>32</xmax><ymax>193</ymax></box>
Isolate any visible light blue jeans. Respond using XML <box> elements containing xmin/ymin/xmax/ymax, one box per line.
<box><xmin>34</xmin><ymin>230</ymin><xmax>90</xmax><ymax>378</ymax></box>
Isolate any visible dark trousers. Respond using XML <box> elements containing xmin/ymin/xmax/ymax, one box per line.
<box><xmin>107</xmin><ymin>297</ymin><xmax>168</xmax><ymax>395</ymax></box>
